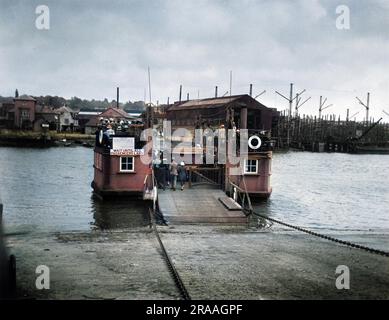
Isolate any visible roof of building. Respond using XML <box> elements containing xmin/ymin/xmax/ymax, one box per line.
<box><xmin>57</xmin><ymin>106</ymin><xmax>75</xmax><ymax>114</ymax></box>
<box><xmin>14</xmin><ymin>95</ymin><xmax>36</xmax><ymax>101</ymax></box>
<box><xmin>128</xmin><ymin>112</ymin><xmax>142</xmax><ymax>117</ymax></box>
<box><xmin>100</xmin><ymin>107</ymin><xmax>132</xmax><ymax>119</ymax></box>
<box><xmin>167</xmin><ymin>94</ymin><xmax>268</xmax><ymax>111</ymax></box>
<box><xmin>84</xmin><ymin>107</ymin><xmax>133</xmax><ymax>127</ymax></box>
<box><xmin>35</xmin><ymin>105</ymin><xmax>60</xmax><ymax>114</ymax></box>
<box><xmin>35</xmin><ymin>113</ymin><xmax>58</xmax><ymax>123</ymax></box>
<box><xmin>78</xmin><ymin>111</ymin><xmax>102</xmax><ymax>116</ymax></box>
<box><xmin>78</xmin><ymin>111</ymin><xmax>101</xmax><ymax>116</ymax></box>
<box><xmin>77</xmin><ymin>112</ymin><xmax>101</xmax><ymax>123</ymax></box>
<box><xmin>34</xmin><ymin>105</ymin><xmax>60</xmax><ymax>122</ymax></box>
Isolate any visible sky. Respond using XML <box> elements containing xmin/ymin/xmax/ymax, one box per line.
<box><xmin>1</xmin><ymin>0</ymin><xmax>389</xmax><ymax>121</ymax></box>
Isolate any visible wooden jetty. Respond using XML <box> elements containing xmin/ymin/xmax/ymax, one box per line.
<box><xmin>158</xmin><ymin>188</ymin><xmax>248</xmax><ymax>225</ymax></box>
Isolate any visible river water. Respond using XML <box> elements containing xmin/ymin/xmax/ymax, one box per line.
<box><xmin>256</xmin><ymin>152</ymin><xmax>389</xmax><ymax>233</ymax></box>
<box><xmin>0</xmin><ymin>147</ymin><xmax>388</xmax><ymax>248</ymax></box>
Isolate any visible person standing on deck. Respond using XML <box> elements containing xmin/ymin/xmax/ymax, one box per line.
<box><xmin>154</xmin><ymin>160</ymin><xmax>164</xmax><ymax>190</ymax></box>
<box><xmin>159</xmin><ymin>162</ymin><xmax>168</xmax><ymax>190</ymax></box>
<box><xmin>170</xmin><ymin>158</ymin><xmax>178</xmax><ymax>191</ymax></box>
<box><xmin>178</xmin><ymin>161</ymin><xmax>187</xmax><ymax>191</ymax></box>
<box><xmin>163</xmin><ymin>159</ymin><xmax>170</xmax><ymax>188</ymax></box>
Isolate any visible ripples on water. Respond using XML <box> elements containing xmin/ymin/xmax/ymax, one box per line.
<box><xmin>1</xmin><ymin>147</ymin><xmax>388</xmax><ymax>237</ymax></box>
<box><xmin>254</xmin><ymin>152</ymin><xmax>389</xmax><ymax>235</ymax></box>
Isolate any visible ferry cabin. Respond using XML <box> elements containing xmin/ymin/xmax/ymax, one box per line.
<box><xmin>92</xmin><ymin>130</ymin><xmax>152</xmax><ymax>199</ymax></box>
<box><xmin>164</xmin><ymin>94</ymin><xmax>277</xmax><ymax>199</ymax></box>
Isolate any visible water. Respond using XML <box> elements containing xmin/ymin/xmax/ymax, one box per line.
<box><xmin>0</xmin><ymin>147</ymin><xmax>388</xmax><ymax>239</ymax></box>
<box><xmin>254</xmin><ymin>152</ymin><xmax>389</xmax><ymax>234</ymax></box>
<box><xmin>0</xmin><ymin>147</ymin><xmax>149</xmax><ymax>232</ymax></box>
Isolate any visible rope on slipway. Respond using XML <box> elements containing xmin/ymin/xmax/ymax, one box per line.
<box><xmin>248</xmin><ymin>209</ymin><xmax>389</xmax><ymax>258</ymax></box>
<box><xmin>236</xmin><ymin>176</ymin><xmax>389</xmax><ymax>258</ymax></box>
<box><xmin>148</xmin><ymin>208</ymin><xmax>191</xmax><ymax>300</ymax></box>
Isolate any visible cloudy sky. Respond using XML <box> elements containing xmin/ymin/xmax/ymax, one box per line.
<box><xmin>1</xmin><ymin>0</ymin><xmax>389</xmax><ymax>120</ymax></box>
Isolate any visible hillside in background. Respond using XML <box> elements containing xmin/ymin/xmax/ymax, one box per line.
<box><xmin>0</xmin><ymin>94</ymin><xmax>145</xmax><ymax>113</ymax></box>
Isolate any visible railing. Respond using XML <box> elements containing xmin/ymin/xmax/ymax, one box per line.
<box><xmin>188</xmin><ymin>166</ymin><xmax>224</xmax><ymax>189</ymax></box>
<box><xmin>226</xmin><ymin>176</ymin><xmax>253</xmax><ymax>214</ymax></box>
<box><xmin>143</xmin><ymin>170</ymin><xmax>157</xmax><ymax>205</ymax></box>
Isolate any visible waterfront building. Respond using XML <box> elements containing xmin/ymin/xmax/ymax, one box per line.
<box><xmin>0</xmin><ymin>95</ymin><xmax>79</xmax><ymax>132</ymax></box>
<box><xmin>11</xmin><ymin>95</ymin><xmax>37</xmax><ymax>130</ymax></box>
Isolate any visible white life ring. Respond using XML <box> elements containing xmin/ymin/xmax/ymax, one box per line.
<box><xmin>248</xmin><ymin>135</ymin><xmax>262</xmax><ymax>150</ymax></box>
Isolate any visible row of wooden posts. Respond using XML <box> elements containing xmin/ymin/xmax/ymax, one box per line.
<box><xmin>273</xmin><ymin>111</ymin><xmax>389</xmax><ymax>150</ymax></box>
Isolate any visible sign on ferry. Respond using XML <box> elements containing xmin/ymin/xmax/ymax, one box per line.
<box><xmin>112</xmin><ymin>137</ymin><xmax>135</xmax><ymax>150</ymax></box>
<box><xmin>110</xmin><ymin>149</ymin><xmax>144</xmax><ymax>156</ymax></box>
<box><xmin>110</xmin><ymin>137</ymin><xmax>144</xmax><ymax>156</ymax></box>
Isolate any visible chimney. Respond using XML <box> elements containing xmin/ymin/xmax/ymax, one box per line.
<box><xmin>215</xmin><ymin>86</ymin><xmax>218</xmax><ymax>98</ymax></box>
<box><xmin>249</xmin><ymin>84</ymin><xmax>253</xmax><ymax>97</ymax></box>
<box><xmin>179</xmin><ymin>85</ymin><xmax>182</xmax><ymax>103</ymax></box>
<box><xmin>240</xmin><ymin>107</ymin><xmax>248</xmax><ymax>130</ymax></box>
<box><xmin>116</xmin><ymin>87</ymin><xmax>119</xmax><ymax>109</ymax></box>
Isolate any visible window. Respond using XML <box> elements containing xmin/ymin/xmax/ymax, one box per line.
<box><xmin>244</xmin><ymin>159</ymin><xmax>258</xmax><ymax>174</ymax></box>
<box><xmin>120</xmin><ymin>157</ymin><xmax>134</xmax><ymax>172</ymax></box>
<box><xmin>21</xmin><ymin>109</ymin><xmax>30</xmax><ymax>119</ymax></box>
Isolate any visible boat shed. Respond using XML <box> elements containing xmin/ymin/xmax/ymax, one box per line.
<box><xmin>166</xmin><ymin>94</ymin><xmax>278</xmax><ymax>132</ymax></box>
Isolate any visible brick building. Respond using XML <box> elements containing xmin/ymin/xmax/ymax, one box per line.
<box><xmin>11</xmin><ymin>95</ymin><xmax>37</xmax><ymax>129</ymax></box>
<box><xmin>0</xmin><ymin>94</ymin><xmax>79</xmax><ymax>131</ymax></box>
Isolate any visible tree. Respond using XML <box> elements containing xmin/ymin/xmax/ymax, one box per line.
<box><xmin>15</xmin><ymin>89</ymin><xmax>19</xmax><ymax>98</ymax></box>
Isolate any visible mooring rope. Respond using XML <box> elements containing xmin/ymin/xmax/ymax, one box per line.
<box><xmin>249</xmin><ymin>209</ymin><xmax>389</xmax><ymax>258</ymax></box>
<box><xmin>236</xmin><ymin>176</ymin><xmax>389</xmax><ymax>258</ymax></box>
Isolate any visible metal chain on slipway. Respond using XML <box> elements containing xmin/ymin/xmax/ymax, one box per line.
<box><xmin>148</xmin><ymin>208</ymin><xmax>191</xmax><ymax>300</ymax></box>
<box><xmin>237</xmin><ymin>176</ymin><xmax>389</xmax><ymax>258</ymax></box>
<box><xmin>246</xmin><ymin>208</ymin><xmax>389</xmax><ymax>258</ymax></box>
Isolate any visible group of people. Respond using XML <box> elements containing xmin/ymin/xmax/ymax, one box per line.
<box><xmin>154</xmin><ymin>158</ymin><xmax>187</xmax><ymax>191</ymax></box>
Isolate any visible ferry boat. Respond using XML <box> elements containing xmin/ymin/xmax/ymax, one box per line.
<box><xmin>92</xmin><ymin>94</ymin><xmax>278</xmax><ymax>201</ymax></box>
<box><xmin>92</xmin><ymin>125</ymin><xmax>153</xmax><ymax>200</ymax></box>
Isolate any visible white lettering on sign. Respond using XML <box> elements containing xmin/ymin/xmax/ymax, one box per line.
<box><xmin>112</xmin><ymin>137</ymin><xmax>135</xmax><ymax>150</ymax></box>
<box><xmin>110</xmin><ymin>149</ymin><xmax>145</xmax><ymax>156</ymax></box>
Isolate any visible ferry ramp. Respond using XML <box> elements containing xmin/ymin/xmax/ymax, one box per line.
<box><xmin>157</xmin><ymin>188</ymin><xmax>248</xmax><ymax>225</ymax></box>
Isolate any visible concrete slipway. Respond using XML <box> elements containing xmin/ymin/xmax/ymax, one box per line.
<box><xmin>6</xmin><ymin>220</ymin><xmax>389</xmax><ymax>300</ymax></box>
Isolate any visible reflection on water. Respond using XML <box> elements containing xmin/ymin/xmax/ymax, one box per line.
<box><xmin>91</xmin><ymin>196</ymin><xmax>150</xmax><ymax>230</ymax></box>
